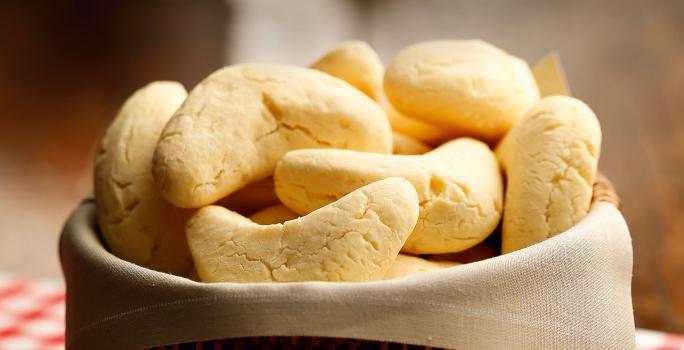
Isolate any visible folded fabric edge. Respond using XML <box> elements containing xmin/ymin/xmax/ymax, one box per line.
<box><xmin>60</xmin><ymin>200</ymin><xmax>634</xmax><ymax>350</ymax></box>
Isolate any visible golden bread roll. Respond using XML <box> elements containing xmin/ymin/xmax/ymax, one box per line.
<box><xmin>214</xmin><ymin>177</ymin><xmax>280</xmax><ymax>216</ymax></box>
<box><xmin>496</xmin><ymin>95</ymin><xmax>601</xmax><ymax>253</ymax></box>
<box><xmin>274</xmin><ymin>138</ymin><xmax>503</xmax><ymax>254</ymax></box>
<box><xmin>384</xmin><ymin>40</ymin><xmax>540</xmax><ymax>141</ymax></box>
<box><xmin>153</xmin><ymin>64</ymin><xmax>392</xmax><ymax>208</ymax></box>
<box><xmin>384</xmin><ymin>254</ymin><xmax>459</xmax><ymax>279</ymax></box>
<box><xmin>249</xmin><ymin>204</ymin><xmax>299</xmax><ymax>225</ymax></box>
<box><xmin>310</xmin><ymin>40</ymin><xmax>384</xmax><ymax>100</ymax></box>
<box><xmin>95</xmin><ymin>81</ymin><xmax>193</xmax><ymax>276</ymax></box>
<box><xmin>186</xmin><ymin>178</ymin><xmax>419</xmax><ymax>283</ymax></box>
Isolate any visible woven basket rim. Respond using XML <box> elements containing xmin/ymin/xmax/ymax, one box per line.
<box><xmin>592</xmin><ymin>172</ymin><xmax>620</xmax><ymax>208</ymax></box>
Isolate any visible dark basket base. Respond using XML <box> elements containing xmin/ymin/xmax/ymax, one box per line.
<box><xmin>148</xmin><ymin>336</ymin><xmax>446</xmax><ymax>350</ymax></box>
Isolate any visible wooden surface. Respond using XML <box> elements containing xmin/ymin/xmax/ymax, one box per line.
<box><xmin>1</xmin><ymin>0</ymin><xmax>683</xmax><ymax>333</ymax></box>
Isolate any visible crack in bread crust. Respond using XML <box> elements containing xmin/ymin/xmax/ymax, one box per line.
<box><xmin>273</xmin><ymin>138</ymin><xmax>504</xmax><ymax>255</ymax></box>
<box><xmin>186</xmin><ymin>178</ymin><xmax>419</xmax><ymax>283</ymax></box>
<box><xmin>94</xmin><ymin>81</ymin><xmax>195</xmax><ymax>276</ymax></box>
<box><xmin>496</xmin><ymin>96</ymin><xmax>601</xmax><ymax>253</ymax></box>
<box><xmin>152</xmin><ymin>64</ymin><xmax>392</xmax><ymax>209</ymax></box>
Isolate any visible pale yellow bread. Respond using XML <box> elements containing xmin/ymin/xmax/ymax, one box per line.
<box><xmin>94</xmin><ymin>81</ymin><xmax>193</xmax><ymax>276</ymax></box>
<box><xmin>496</xmin><ymin>95</ymin><xmax>601</xmax><ymax>253</ymax></box>
<box><xmin>384</xmin><ymin>254</ymin><xmax>459</xmax><ymax>279</ymax></box>
<box><xmin>186</xmin><ymin>177</ymin><xmax>419</xmax><ymax>283</ymax></box>
<box><xmin>153</xmin><ymin>64</ymin><xmax>392</xmax><ymax>208</ymax></box>
<box><xmin>384</xmin><ymin>40</ymin><xmax>540</xmax><ymax>141</ymax></box>
<box><xmin>214</xmin><ymin>177</ymin><xmax>279</xmax><ymax>216</ymax></box>
<box><xmin>249</xmin><ymin>204</ymin><xmax>299</xmax><ymax>225</ymax></box>
<box><xmin>310</xmin><ymin>40</ymin><xmax>384</xmax><ymax>100</ymax></box>
<box><xmin>274</xmin><ymin>138</ymin><xmax>503</xmax><ymax>254</ymax></box>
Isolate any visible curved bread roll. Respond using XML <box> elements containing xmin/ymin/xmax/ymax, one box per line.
<box><xmin>94</xmin><ymin>82</ymin><xmax>193</xmax><ymax>276</ymax></box>
<box><xmin>186</xmin><ymin>178</ymin><xmax>419</xmax><ymax>283</ymax></box>
<box><xmin>496</xmin><ymin>95</ymin><xmax>601</xmax><ymax>253</ymax></box>
<box><xmin>153</xmin><ymin>64</ymin><xmax>392</xmax><ymax>208</ymax></box>
<box><xmin>384</xmin><ymin>40</ymin><xmax>540</xmax><ymax>141</ymax></box>
<box><xmin>384</xmin><ymin>254</ymin><xmax>458</xmax><ymax>279</ymax></box>
<box><xmin>310</xmin><ymin>40</ymin><xmax>384</xmax><ymax>100</ymax></box>
<box><xmin>249</xmin><ymin>204</ymin><xmax>299</xmax><ymax>225</ymax></box>
<box><xmin>275</xmin><ymin>138</ymin><xmax>503</xmax><ymax>254</ymax></box>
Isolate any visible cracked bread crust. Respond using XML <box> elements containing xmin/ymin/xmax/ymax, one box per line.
<box><xmin>384</xmin><ymin>40</ymin><xmax>540</xmax><ymax>141</ymax></box>
<box><xmin>186</xmin><ymin>177</ymin><xmax>419</xmax><ymax>283</ymax></box>
<box><xmin>274</xmin><ymin>138</ymin><xmax>503</xmax><ymax>254</ymax></box>
<box><xmin>496</xmin><ymin>95</ymin><xmax>602</xmax><ymax>253</ymax></box>
<box><xmin>310</xmin><ymin>40</ymin><xmax>384</xmax><ymax>101</ymax></box>
<box><xmin>94</xmin><ymin>81</ymin><xmax>194</xmax><ymax>276</ymax></box>
<box><xmin>153</xmin><ymin>64</ymin><xmax>392</xmax><ymax>209</ymax></box>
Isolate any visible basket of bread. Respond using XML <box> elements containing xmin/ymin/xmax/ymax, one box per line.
<box><xmin>60</xmin><ymin>39</ymin><xmax>635</xmax><ymax>349</ymax></box>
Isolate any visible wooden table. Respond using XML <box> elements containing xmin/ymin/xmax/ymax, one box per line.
<box><xmin>1</xmin><ymin>0</ymin><xmax>682</xmax><ymax>333</ymax></box>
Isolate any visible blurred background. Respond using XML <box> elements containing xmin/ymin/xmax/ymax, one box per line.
<box><xmin>1</xmin><ymin>0</ymin><xmax>682</xmax><ymax>334</ymax></box>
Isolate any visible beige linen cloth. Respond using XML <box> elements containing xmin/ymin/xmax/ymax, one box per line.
<box><xmin>60</xmin><ymin>199</ymin><xmax>635</xmax><ymax>349</ymax></box>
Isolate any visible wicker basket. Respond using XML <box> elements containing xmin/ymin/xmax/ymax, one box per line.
<box><xmin>60</xmin><ymin>174</ymin><xmax>633</xmax><ymax>350</ymax></box>
<box><xmin>149</xmin><ymin>336</ymin><xmax>440</xmax><ymax>349</ymax></box>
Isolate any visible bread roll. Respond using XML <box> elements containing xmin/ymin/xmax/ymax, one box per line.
<box><xmin>496</xmin><ymin>95</ymin><xmax>601</xmax><ymax>253</ymax></box>
<box><xmin>384</xmin><ymin>40</ymin><xmax>540</xmax><ymax>141</ymax></box>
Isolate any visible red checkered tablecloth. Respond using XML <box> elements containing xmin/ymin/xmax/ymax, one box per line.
<box><xmin>0</xmin><ymin>274</ymin><xmax>64</xmax><ymax>350</ymax></box>
<box><xmin>0</xmin><ymin>273</ymin><xmax>682</xmax><ymax>350</ymax></box>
